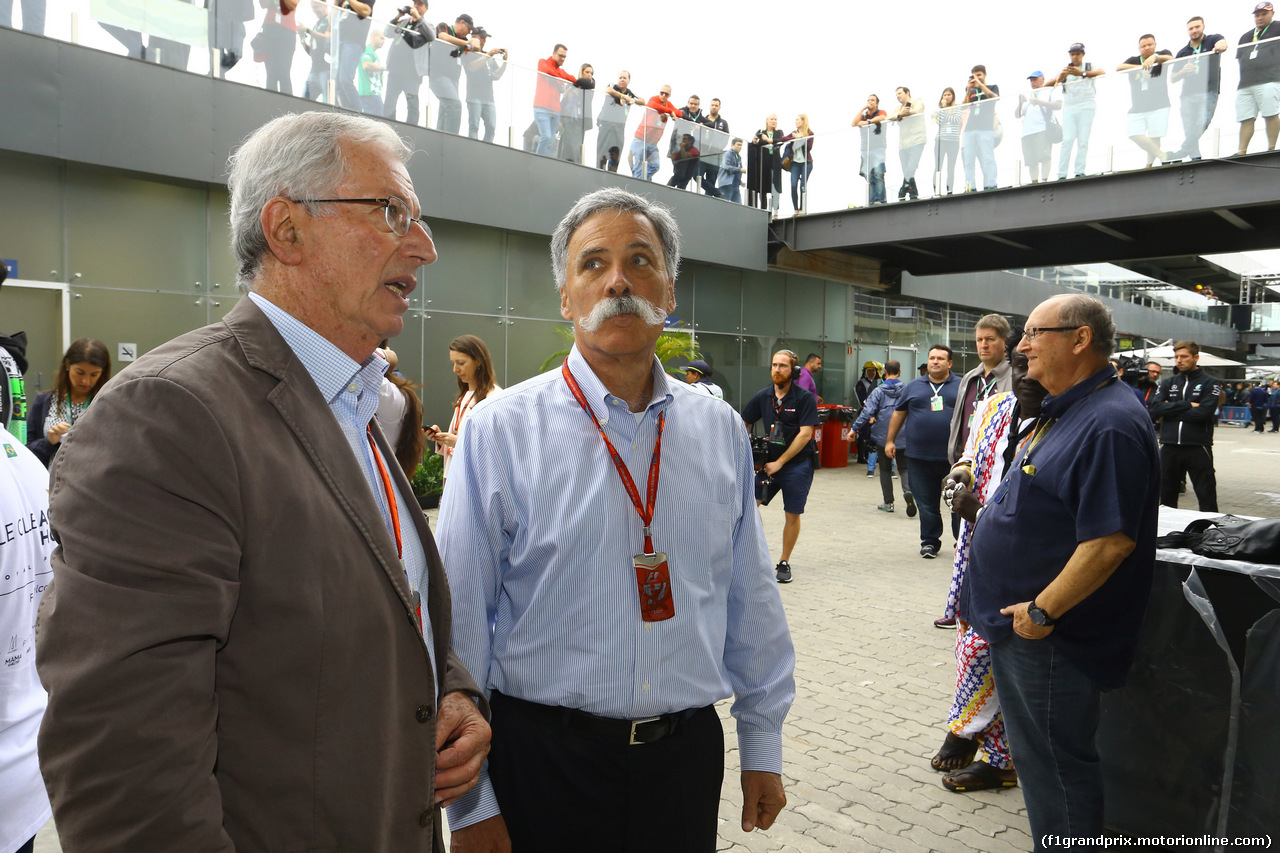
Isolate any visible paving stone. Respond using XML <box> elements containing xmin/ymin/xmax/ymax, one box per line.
<box><xmin>37</xmin><ymin>437</ymin><xmax>1277</xmax><ymax>852</ymax></box>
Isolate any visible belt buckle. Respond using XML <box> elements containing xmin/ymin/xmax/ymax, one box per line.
<box><xmin>628</xmin><ymin>716</ymin><xmax>661</xmax><ymax>745</ymax></box>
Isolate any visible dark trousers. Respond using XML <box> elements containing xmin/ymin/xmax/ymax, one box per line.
<box><xmin>875</xmin><ymin>443</ymin><xmax>908</xmax><ymax>504</ymax></box>
<box><xmin>991</xmin><ymin>635</ymin><xmax>1104</xmax><ymax>850</ymax></box>
<box><xmin>488</xmin><ymin>691</ymin><xmax>724</xmax><ymax>853</ymax></box>
<box><xmin>383</xmin><ymin>70</ymin><xmax>422</xmax><ymax>125</ymax></box>
<box><xmin>1160</xmin><ymin>444</ymin><xmax>1218</xmax><ymax>513</ymax></box>
<box><xmin>1270</xmin><ymin>408</ymin><xmax>1280</xmax><ymax>431</ymax></box>
<box><xmin>1251</xmin><ymin>406</ymin><xmax>1267</xmax><ymax>432</ymax></box>
<box><xmin>15</xmin><ymin>837</ymin><xmax>35</xmax><ymax>853</ymax></box>
<box><xmin>905</xmin><ymin>456</ymin><xmax>956</xmax><ymax>550</ymax></box>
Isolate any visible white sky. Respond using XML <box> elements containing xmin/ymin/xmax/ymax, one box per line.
<box><xmin>43</xmin><ymin>0</ymin><xmax>1280</xmax><ymax>273</ymax></box>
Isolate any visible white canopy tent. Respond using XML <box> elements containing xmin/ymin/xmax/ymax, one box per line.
<box><xmin>1112</xmin><ymin>341</ymin><xmax>1243</xmax><ymax>369</ymax></box>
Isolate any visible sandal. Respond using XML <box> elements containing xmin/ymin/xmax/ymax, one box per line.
<box><xmin>942</xmin><ymin>760</ymin><xmax>1018</xmax><ymax>792</ymax></box>
<box><xmin>930</xmin><ymin>732</ymin><xmax>978</xmax><ymax>772</ymax></box>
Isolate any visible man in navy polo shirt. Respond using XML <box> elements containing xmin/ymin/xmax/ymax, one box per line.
<box><xmin>743</xmin><ymin>349</ymin><xmax>819</xmax><ymax>584</ymax></box>
<box><xmin>885</xmin><ymin>345</ymin><xmax>960</xmax><ymax>559</ymax></box>
<box><xmin>964</xmin><ymin>294</ymin><xmax>1160</xmax><ymax>848</ymax></box>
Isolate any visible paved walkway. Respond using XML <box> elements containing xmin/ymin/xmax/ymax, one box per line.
<box><xmin>33</xmin><ymin>427</ymin><xmax>1280</xmax><ymax>852</ymax></box>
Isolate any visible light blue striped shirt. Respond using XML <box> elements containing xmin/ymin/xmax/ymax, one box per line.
<box><xmin>247</xmin><ymin>292</ymin><xmax>436</xmax><ymax>684</ymax></box>
<box><xmin>439</xmin><ymin>345</ymin><xmax>795</xmax><ymax>829</ymax></box>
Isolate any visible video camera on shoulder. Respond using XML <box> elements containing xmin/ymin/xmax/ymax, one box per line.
<box><xmin>1117</xmin><ymin>354</ymin><xmax>1148</xmax><ymax>388</ymax></box>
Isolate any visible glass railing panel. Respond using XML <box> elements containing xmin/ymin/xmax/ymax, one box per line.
<box><xmin>592</xmin><ymin>81</ymin><xmax>643</xmax><ymax>173</ymax></box>
<box><xmin>22</xmin><ymin>7</ymin><xmax>1280</xmax><ymax>218</ymax></box>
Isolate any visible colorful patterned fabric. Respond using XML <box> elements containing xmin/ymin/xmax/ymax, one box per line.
<box><xmin>947</xmin><ymin>619</ymin><xmax>1012</xmax><ymax>769</ymax></box>
<box><xmin>944</xmin><ymin>392</ymin><xmax>1017</xmax><ymax>620</ymax></box>
<box><xmin>940</xmin><ymin>391</ymin><xmax>1024</xmax><ymax>772</ymax></box>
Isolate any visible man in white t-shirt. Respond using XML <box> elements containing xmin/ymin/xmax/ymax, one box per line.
<box><xmin>1018</xmin><ymin>72</ymin><xmax>1061</xmax><ymax>183</ymax></box>
<box><xmin>0</xmin><ymin>429</ymin><xmax>55</xmax><ymax>853</ymax></box>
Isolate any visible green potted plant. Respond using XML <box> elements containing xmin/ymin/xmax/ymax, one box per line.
<box><xmin>410</xmin><ymin>453</ymin><xmax>444</xmax><ymax>510</ymax></box>
<box><xmin>539</xmin><ymin>324</ymin><xmax>699</xmax><ymax>373</ymax></box>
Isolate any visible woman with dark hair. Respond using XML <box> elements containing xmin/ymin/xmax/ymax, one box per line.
<box><xmin>26</xmin><ymin>338</ymin><xmax>112</xmax><ymax>467</ymax></box>
<box><xmin>374</xmin><ymin>345</ymin><xmax>427</xmax><ymax>479</ymax></box>
<box><xmin>429</xmin><ymin>334</ymin><xmax>500</xmax><ymax>481</ymax></box>
<box><xmin>934</xmin><ymin>87</ymin><xmax>962</xmax><ymax>195</ymax></box>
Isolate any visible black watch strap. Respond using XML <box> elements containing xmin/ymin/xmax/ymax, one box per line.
<box><xmin>1028</xmin><ymin>600</ymin><xmax>1057</xmax><ymax>626</ymax></box>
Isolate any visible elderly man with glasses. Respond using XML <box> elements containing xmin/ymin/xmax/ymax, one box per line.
<box><xmin>36</xmin><ymin>111</ymin><xmax>490</xmax><ymax>852</ymax></box>
<box><xmin>962</xmin><ymin>294</ymin><xmax>1160</xmax><ymax>849</ymax></box>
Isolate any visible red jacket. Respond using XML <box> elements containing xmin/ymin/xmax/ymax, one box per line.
<box><xmin>634</xmin><ymin>95</ymin><xmax>680</xmax><ymax>144</ymax></box>
<box><xmin>535</xmin><ymin>56</ymin><xmax>577</xmax><ymax>112</ymax></box>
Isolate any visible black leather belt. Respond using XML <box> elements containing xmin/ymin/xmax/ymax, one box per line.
<box><xmin>494</xmin><ymin>691</ymin><xmax>704</xmax><ymax>746</ymax></box>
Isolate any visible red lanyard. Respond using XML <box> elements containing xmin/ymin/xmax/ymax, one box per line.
<box><xmin>562</xmin><ymin>360</ymin><xmax>665</xmax><ymax>555</ymax></box>
<box><xmin>366</xmin><ymin>426</ymin><xmax>403</xmax><ymax>560</ymax></box>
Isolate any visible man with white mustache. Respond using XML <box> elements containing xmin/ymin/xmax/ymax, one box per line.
<box><xmin>439</xmin><ymin>187</ymin><xmax>796</xmax><ymax>853</ymax></box>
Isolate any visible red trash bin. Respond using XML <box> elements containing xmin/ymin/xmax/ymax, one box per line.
<box><xmin>816</xmin><ymin>404</ymin><xmax>852</xmax><ymax>468</ymax></box>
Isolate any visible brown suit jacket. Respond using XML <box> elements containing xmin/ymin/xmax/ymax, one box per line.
<box><xmin>36</xmin><ymin>297</ymin><xmax>483</xmax><ymax>852</ymax></box>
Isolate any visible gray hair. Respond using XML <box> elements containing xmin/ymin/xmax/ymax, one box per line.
<box><xmin>549</xmin><ymin>187</ymin><xmax>682</xmax><ymax>291</ymax></box>
<box><xmin>227</xmin><ymin>111</ymin><xmax>412</xmax><ymax>291</ymax></box>
<box><xmin>1053</xmin><ymin>294</ymin><xmax>1115</xmax><ymax>359</ymax></box>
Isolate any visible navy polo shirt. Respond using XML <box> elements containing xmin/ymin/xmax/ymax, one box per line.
<box><xmin>742</xmin><ymin>383</ymin><xmax>819</xmax><ymax>469</ymax></box>
<box><xmin>963</xmin><ymin>367</ymin><xmax>1161</xmax><ymax>688</ymax></box>
<box><xmin>894</xmin><ymin>374</ymin><xmax>959</xmax><ymax>462</ymax></box>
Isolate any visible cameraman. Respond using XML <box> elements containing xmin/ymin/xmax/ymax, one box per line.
<box><xmin>742</xmin><ymin>349</ymin><xmax>819</xmax><ymax>585</ymax></box>
<box><xmin>1150</xmin><ymin>340</ymin><xmax>1221</xmax><ymax>511</ymax></box>
<box><xmin>383</xmin><ymin>0</ymin><xmax>434</xmax><ymax>125</ymax></box>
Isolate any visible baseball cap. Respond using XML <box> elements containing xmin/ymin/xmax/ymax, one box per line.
<box><xmin>680</xmin><ymin>359</ymin><xmax>712</xmax><ymax>377</ymax></box>
<box><xmin>1027</xmin><ymin>70</ymin><xmax>1044</xmax><ymax>79</ymax></box>
<box><xmin>1255</xmin><ymin>2</ymin><xmax>1274</xmax><ymax>12</ymax></box>
<box><xmin>1068</xmin><ymin>42</ymin><xmax>1086</xmax><ymax>52</ymax></box>
<box><xmin>455</xmin><ymin>12</ymin><xmax>475</xmax><ymax>27</ymax></box>
<box><xmin>472</xmin><ymin>25</ymin><xmax>490</xmax><ymax>38</ymax></box>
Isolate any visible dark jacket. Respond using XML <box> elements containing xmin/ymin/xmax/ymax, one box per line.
<box><xmin>852</xmin><ymin>379</ymin><xmax>906</xmax><ymax>449</ymax></box>
<box><xmin>1150</xmin><ymin>367</ymin><xmax>1221</xmax><ymax>446</ymax></box>
<box><xmin>25</xmin><ymin>390</ymin><xmax>58</xmax><ymax>466</ymax></box>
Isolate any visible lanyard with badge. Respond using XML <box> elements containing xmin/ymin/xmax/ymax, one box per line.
<box><xmin>366</xmin><ymin>426</ymin><xmax>426</xmax><ymax>635</ymax></box>
<box><xmin>967</xmin><ymin>374</ymin><xmax>998</xmax><ymax>428</ymax></box>
<box><xmin>929</xmin><ymin>380</ymin><xmax>946</xmax><ymax>412</ymax></box>
<box><xmin>985</xmin><ymin>373</ymin><xmax>1117</xmax><ymax>510</ymax></box>
<box><xmin>1253</xmin><ymin>24</ymin><xmax>1271</xmax><ymax>60</ymax></box>
<box><xmin>562</xmin><ymin>361</ymin><xmax>674</xmax><ymax>622</ymax></box>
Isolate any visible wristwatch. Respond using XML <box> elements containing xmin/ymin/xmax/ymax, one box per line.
<box><xmin>1027</xmin><ymin>600</ymin><xmax>1057</xmax><ymax>627</ymax></box>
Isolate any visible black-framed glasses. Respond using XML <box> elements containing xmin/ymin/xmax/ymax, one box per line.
<box><xmin>289</xmin><ymin>196</ymin><xmax>430</xmax><ymax>238</ymax></box>
<box><xmin>1024</xmin><ymin>325</ymin><xmax>1084</xmax><ymax>340</ymax></box>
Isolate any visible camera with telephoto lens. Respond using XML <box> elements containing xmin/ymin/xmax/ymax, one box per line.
<box><xmin>1117</xmin><ymin>354</ymin><xmax>1148</xmax><ymax>388</ymax></box>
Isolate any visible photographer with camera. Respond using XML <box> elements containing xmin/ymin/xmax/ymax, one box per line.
<box><xmin>427</xmin><ymin>13</ymin><xmax>480</xmax><ymax>134</ymax></box>
<box><xmin>1150</xmin><ymin>340</ymin><xmax>1222</xmax><ymax>511</ymax></box>
<box><xmin>382</xmin><ymin>0</ymin><xmax>433</xmax><ymax>124</ymax></box>
<box><xmin>742</xmin><ymin>349</ymin><xmax>819</xmax><ymax>584</ymax></box>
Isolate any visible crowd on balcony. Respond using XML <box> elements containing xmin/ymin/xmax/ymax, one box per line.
<box><xmin>3</xmin><ymin>0</ymin><xmax>1279</xmax><ymax>218</ymax></box>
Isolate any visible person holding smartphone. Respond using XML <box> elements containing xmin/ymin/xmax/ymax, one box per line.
<box><xmin>429</xmin><ymin>334</ymin><xmax>501</xmax><ymax>482</ymax></box>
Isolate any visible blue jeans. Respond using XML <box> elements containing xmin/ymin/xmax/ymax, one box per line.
<box><xmin>336</xmin><ymin>39</ymin><xmax>363</xmax><ymax>111</ymax></box>
<box><xmin>899</xmin><ymin>142</ymin><xmax>925</xmax><ymax>183</ymax></box>
<box><xmin>790</xmin><ymin>161</ymin><xmax>812</xmax><ymax>211</ymax></box>
<box><xmin>630</xmin><ymin>138</ymin><xmax>660</xmax><ymax>180</ymax></box>
<box><xmin>1058</xmin><ymin>105</ymin><xmax>1095</xmax><ymax>178</ymax></box>
<box><xmin>990</xmin><ymin>636</ymin><xmax>1104</xmax><ymax>850</ymax></box>
<box><xmin>534</xmin><ymin>108</ymin><xmax>560</xmax><ymax>156</ymax></box>
<box><xmin>863</xmin><ymin>148</ymin><xmax>886</xmax><ymax>204</ymax></box>
<box><xmin>962</xmin><ymin>129</ymin><xmax>997</xmax><ymax>189</ymax></box>
<box><xmin>467</xmin><ymin>100</ymin><xmax>497</xmax><ymax>142</ymax></box>
<box><xmin>905</xmin><ymin>456</ymin><xmax>952</xmax><ymax>550</ymax></box>
<box><xmin>0</xmin><ymin>0</ymin><xmax>45</xmax><ymax>33</ymax></box>
<box><xmin>1176</xmin><ymin>92</ymin><xmax>1218</xmax><ymax>159</ymax></box>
